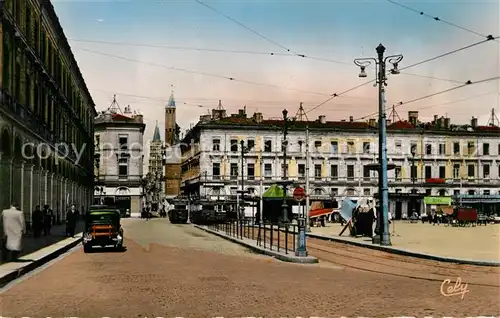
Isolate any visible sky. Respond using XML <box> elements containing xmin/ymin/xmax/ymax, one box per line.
<box><xmin>52</xmin><ymin>0</ymin><xmax>499</xmax><ymax>155</ymax></box>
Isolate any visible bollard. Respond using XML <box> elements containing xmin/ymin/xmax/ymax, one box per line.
<box><xmin>295</xmin><ymin>217</ymin><xmax>308</xmax><ymax>257</ymax></box>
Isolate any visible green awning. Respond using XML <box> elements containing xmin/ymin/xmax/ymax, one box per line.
<box><xmin>424</xmin><ymin>196</ymin><xmax>452</xmax><ymax>205</ymax></box>
<box><xmin>263</xmin><ymin>184</ymin><xmax>288</xmax><ymax>198</ymax></box>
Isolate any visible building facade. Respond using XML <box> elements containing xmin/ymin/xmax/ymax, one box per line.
<box><xmin>163</xmin><ymin>92</ymin><xmax>181</xmax><ymax>199</ymax></box>
<box><xmin>94</xmin><ymin>102</ymin><xmax>145</xmax><ymax>217</ymax></box>
<box><xmin>0</xmin><ymin>0</ymin><xmax>96</xmax><ymax>224</ymax></box>
<box><xmin>180</xmin><ymin>105</ymin><xmax>500</xmax><ymax>219</ymax></box>
<box><xmin>148</xmin><ymin>122</ymin><xmax>163</xmax><ymax>175</ymax></box>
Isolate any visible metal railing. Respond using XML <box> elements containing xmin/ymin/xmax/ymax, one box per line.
<box><xmin>207</xmin><ymin>219</ymin><xmax>297</xmax><ymax>254</ymax></box>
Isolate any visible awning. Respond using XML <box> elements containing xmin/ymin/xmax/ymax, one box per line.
<box><xmin>439</xmin><ymin>206</ymin><xmax>454</xmax><ymax>215</ymax></box>
<box><xmin>424</xmin><ymin>196</ymin><xmax>452</xmax><ymax>205</ymax></box>
<box><xmin>453</xmin><ymin>195</ymin><xmax>500</xmax><ymax>204</ymax></box>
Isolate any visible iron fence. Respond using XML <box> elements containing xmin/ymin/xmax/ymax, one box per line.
<box><xmin>207</xmin><ymin>218</ymin><xmax>297</xmax><ymax>254</ymax></box>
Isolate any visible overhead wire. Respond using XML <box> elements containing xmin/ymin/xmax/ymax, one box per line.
<box><xmin>305</xmin><ymin>36</ymin><xmax>499</xmax><ymax>114</ymax></box>
<box><xmin>74</xmin><ymin>47</ymin><xmax>329</xmax><ymax>97</ymax></box>
<box><xmin>68</xmin><ymin>38</ymin><xmax>463</xmax><ymax>85</ymax></box>
<box><xmin>353</xmin><ymin>76</ymin><xmax>500</xmax><ymax>121</ymax></box>
<box><xmin>385</xmin><ymin>0</ymin><xmax>497</xmax><ymax>40</ymax></box>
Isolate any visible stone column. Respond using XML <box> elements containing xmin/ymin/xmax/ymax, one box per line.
<box><xmin>32</xmin><ymin>165</ymin><xmax>40</xmax><ymax>209</ymax></box>
<box><xmin>0</xmin><ymin>157</ymin><xmax>10</xmax><ymax>210</ymax></box>
<box><xmin>23</xmin><ymin>164</ymin><xmax>34</xmax><ymax>224</ymax></box>
<box><xmin>43</xmin><ymin>170</ymin><xmax>48</xmax><ymax>206</ymax></box>
<box><xmin>12</xmin><ymin>160</ymin><xmax>23</xmax><ymax>206</ymax></box>
<box><xmin>49</xmin><ymin>173</ymin><xmax>55</xmax><ymax>212</ymax></box>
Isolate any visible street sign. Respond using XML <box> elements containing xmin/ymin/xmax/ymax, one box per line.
<box><xmin>293</xmin><ymin>187</ymin><xmax>305</xmax><ymax>202</ymax></box>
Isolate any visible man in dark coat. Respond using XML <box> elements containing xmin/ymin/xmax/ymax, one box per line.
<box><xmin>32</xmin><ymin>205</ymin><xmax>43</xmax><ymax>238</ymax></box>
<box><xmin>42</xmin><ymin>205</ymin><xmax>52</xmax><ymax>236</ymax></box>
<box><xmin>66</xmin><ymin>205</ymin><xmax>77</xmax><ymax>237</ymax></box>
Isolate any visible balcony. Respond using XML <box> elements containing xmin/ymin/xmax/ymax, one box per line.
<box><xmin>95</xmin><ymin>174</ymin><xmax>142</xmax><ymax>187</ymax></box>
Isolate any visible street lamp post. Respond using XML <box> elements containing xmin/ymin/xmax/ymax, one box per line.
<box><xmin>280</xmin><ymin>109</ymin><xmax>291</xmax><ymax>224</ymax></box>
<box><xmin>354</xmin><ymin>44</ymin><xmax>403</xmax><ymax>246</ymax></box>
<box><xmin>410</xmin><ymin>147</ymin><xmax>416</xmax><ymax>218</ymax></box>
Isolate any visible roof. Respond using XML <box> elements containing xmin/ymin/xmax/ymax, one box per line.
<box><xmin>152</xmin><ymin>121</ymin><xmax>161</xmax><ymax>141</ymax></box>
<box><xmin>167</xmin><ymin>92</ymin><xmax>176</xmax><ymax>107</ymax></box>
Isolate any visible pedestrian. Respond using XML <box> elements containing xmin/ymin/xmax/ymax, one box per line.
<box><xmin>32</xmin><ymin>205</ymin><xmax>43</xmax><ymax>238</ymax></box>
<box><xmin>146</xmin><ymin>206</ymin><xmax>151</xmax><ymax>221</ymax></box>
<box><xmin>66</xmin><ymin>205</ymin><xmax>77</xmax><ymax>237</ymax></box>
<box><xmin>1</xmin><ymin>202</ymin><xmax>25</xmax><ymax>262</ymax></box>
<box><xmin>42</xmin><ymin>205</ymin><xmax>52</xmax><ymax>236</ymax></box>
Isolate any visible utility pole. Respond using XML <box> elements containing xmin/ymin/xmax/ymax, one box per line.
<box><xmin>354</xmin><ymin>44</ymin><xmax>403</xmax><ymax>246</ymax></box>
<box><xmin>280</xmin><ymin>109</ymin><xmax>291</xmax><ymax>224</ymax></box>
<box><xmin>305</xmin><ymin>124</ymin><xmax>310</xmax><ymax>232</ymax></box>
<box><xmin>259</xmin><ymin>153</ymin><xmax>264</xmax><ymax>225</ymax></box>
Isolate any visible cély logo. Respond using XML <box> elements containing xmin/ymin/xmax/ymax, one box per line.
<box><xmin>440</xmin><ymin>277</ymin><xmax>469</xmax><ymax>299</ymax></box>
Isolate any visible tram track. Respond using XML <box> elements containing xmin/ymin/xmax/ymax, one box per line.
<box><xmin>238</xmin><ymin>226</ymin><xmax>500</xmax><ymax>287</ymax></box>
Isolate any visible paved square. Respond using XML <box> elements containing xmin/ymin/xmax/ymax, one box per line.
<box><xmin>310</xmin><ymin>221</ymin><xmax>500</xmax><ymax>261</ymax></box>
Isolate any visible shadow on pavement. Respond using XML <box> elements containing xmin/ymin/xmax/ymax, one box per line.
<box><xmin>84</xmin><ymin>246</ymin><xmax>128</xmax><ymax>253</ymax></box>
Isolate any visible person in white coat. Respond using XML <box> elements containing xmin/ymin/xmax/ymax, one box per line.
<box><xmin>1</xmin><ymin>202</ymin><xmax>25</xmax><ymax>262</ymax></box>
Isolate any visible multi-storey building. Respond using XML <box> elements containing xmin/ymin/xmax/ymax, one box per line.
<box><xmin>180</xmin><ymin>104</ymin><xmax>500</xmax><ymax>219</ymax></box>
<box><xmin>0</xmin><ymin>0</ymin><xmax>96</xmax><ymax>223</ymax></box>
<box><xmin>94</xmin><ymin>100</ymin><xmax>145</xmax><ymax>217</ymax></box>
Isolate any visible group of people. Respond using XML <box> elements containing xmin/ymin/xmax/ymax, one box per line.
<box><xmin>1</xmin><ymin>202</ymin><xmax>81</xmax><ymax>262</ymax></box>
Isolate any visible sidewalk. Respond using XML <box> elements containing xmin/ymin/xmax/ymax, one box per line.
<box><xmin>1</xmin><ymin>221</ymin><xmax>84</xmax><ymax>264</ymax></box>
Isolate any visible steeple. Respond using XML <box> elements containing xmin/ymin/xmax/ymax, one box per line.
<box><xmin>167</xmin><ymin>87</ymin><xmax>176</xmax><ymax>108</ymax></box>
<box><xmin>152</xmin><ymin>121</ymin><xmax>161</xmax><ymax>142</ymax></box>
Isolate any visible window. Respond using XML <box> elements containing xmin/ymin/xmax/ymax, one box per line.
<box><xmin>314</xmin><ymin>141</ymin><xmax>322</xmax><ymax>150</ymax></box>
<box><xmin>363</xmin><ymin>166</ymin><xmax>371</xmax><ymax>180</ymax></box>
<box><xmin>394</xmin><ymin>167</ymin><xmax>401</xmax><ymax>181</ymax></box>
<box><xmin>453</xmin><ymin>164</ymin><xmax>460</xmax><ymax>179</ymax></box>
<box><xmin>330</xmin><ymin>165</ymin><xmax>338</xmax><ymax>179</ymax></box>
<box><xmin>264</xmin><ymin>164</ymin><xmax>272</xmax><ymax>179</ymax></box>
<box><xmin>467</xmin><ymin>164</ymin><xmax>475</xmax><ymax>177</ymax></box>
<box><xmin>118</xmin><ymin>165</ymin><xmax>128</xmax><ymax>178</ymax></box>
<box><xmin>454</xmin><ymin>190</ymin><xmax>460</xmax><ymax>195</ymax></box>
<box><xmin>95</xmin><ymin>134</ymin><xmax>100</xmax><ymax>147</ymax></box>
<box><xmin>314</xmin><ymin>164</ymin><xmax>321</xmax><ymax>179</ymax></box>
<box><xmin>453</xmin><ymin>142</ymin><xmax>460</xmax><ymax>155</ymax></box>
<box><xmin>281</xmin><ymin>139</ymin><xmax>287</xmax><ymax>152</ymax></box>
<box><xmin>410</xmin><ymin>142</ymin><xmax>417</xmax><ymax>156</ymax></box>
<box><xmin>467</xmin><ymin>142</ymin><xmax>475</xmax><ymax>155</ymax></box>
<box><xmin>330</xmin><ymin>188</ymin><xmax>338</xmax><ymax>196</ymax></box>
<box><xmin>438</xmin><ymin>143</ymin><xmax>445</xmax><ymax>155</ymax></box>
<box><xmin>347</xmin><ymin>165</ymin><xmax>354</xmax><ymax>180</ymax></box>
<box><xmin>425</xmin><ymin>189</ymin><xmax>432</xmax><ymax>196</ymax></box>
<box><xmin>347</xmin><ymin>141</ymin><xmax>355</xmax><ymax>154</ymax></box>
<box><xmin>411</xmin><ymin>165</ymin><xmax>417</xmax><ymax>180</ymax></box>
<box><xmin>119</xmin><ymin>136</ymin><xmax>128</xmax><ymax>150</ymax></box>
<box><xmin>483</xmin><ymin>165</ymin><xmax>490</xmax><ymax>178</ymax></box>
<box><xmin>298</xmin><ymin>140</ymin><xmax>303</xmax><ymax>153</ymax></box>
<box><xmin>498</xmin><ymin>144</ymin><xmax>500</xmax><ymax>156</ymax></box>
<box><xmin>212</xmin><ymin>163</ymin><xmax>220</xmax><ymax>179</ymax></box>
<box><xmin>483</xmin><ymin>143</ymin><xmax>489</xmax><ymax>155</ymax></box>
<box><xmin>230</xmin><ymin>163</ymin><xmax>238</xmax><ymax>179</ymax></box>
<box><xmin>118</xmin><ymin>158</ymin><xmax>127</xmax><ymax>164</ymax></box>
<box><xmin>314</xmin><ymin>188</ymin><xmax>322</xmax><ymax>195</ymax></box>
<box><xmin>247</xmin><ymin>163</ymin><xmax>255</xmax><ymax>180</ymax></box>
<box><xmin>484</xmin><ymin>190</ymin><xmax>490</xmax><ymax>195</ymax></box>
<box><xmin>363</xmin><ymin>188</ymin><xmax>370</xmax><ymax>196</ymax></box>
<box><xmin>438</xmin><ymin>189</ymin><xmax>446</xmax><ymax>196</ymax></box>
<box><xmin>298</xmin><ymin>164</ymin><xmax>305</xmax><ymax>179</ymax></box>
<box><xmin>281</xmin><ymin>164</ymin><xmax>288</xmax><ymax>178</ymax></box>
<box><xmin>212</xmin><ymin>139</ymin><xmax>220</xmax><ymax>151</ymax></box>
<box><xmin>264</xmin><ymin>140</ymin><xmax>272</xmax><ymax>152</ymax></box>
<box><xmin>468</xmin><ymin>190</ymin><xmax>475</xmax><ymax>195</ymax></box>
<box><xmin>247</xmin><ymin>139</ymin><xmax>255</xmax><ymax>150</ymax></box>
<box><xmin>395</xmin><ymin>140</ymin><xmax>402</xmax><ymax>153</ymax></box>
<box><xmin>425</xmin><ymin>144</ymin><xmax>432</xmax><ymax>155</ymax></box>
<box><xmin>363</xmin><ymin>142</ymin><xmax>370</xmax><ymax>154</ymax></box>
<box><xmin>331</xmin><ymin>141</ymin><xmax>338</xmax><ymax>154</ymax></box>
<box><xmin>425</xmin><ymin>166</ymin><xmax>432</xmax><ymax>179</ymax></box>
<box><xmin>230</xmin><ymin>139</ymin><xmax>238</xmax><ymax>152</ymax></box>
<box><xmin>439</xmin><ymin>166</ymin><xmax>445</xmax><ymax>178</ymax></box>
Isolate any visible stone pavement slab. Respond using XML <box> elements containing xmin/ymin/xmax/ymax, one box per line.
<box><xmin>309</xmin><ymin>221</ymin><xmax>500</xmax><ymax>265</ymax></box>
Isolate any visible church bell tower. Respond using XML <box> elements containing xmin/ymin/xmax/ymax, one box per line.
<box><xmin>164</xmin><ymin>89</ymin><xmax>176</xmax><ymax>146</ymax></box>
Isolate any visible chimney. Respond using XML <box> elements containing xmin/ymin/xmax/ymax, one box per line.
<box><xmin>349</xmin><ymin>116</ymin><xmax>353</xmax><ymax>122</ymax></box>
<box><xmin>444</xmin><ymin>117</ymin><xmax>450</xmax><ymax>129</ymax></box>
<box><xmin>254</xmin><ymin>112</ymin><xmax>263</xmax><ymax>124</ymax></box>
<box><xmin>408</xmin><ymin>111</ymin><xmax>418</xmax><ymax>126</ymax></box>
<box><xmin>471</xmin><ymin>116</ymin><xmax>478</xmax><ymax>128</ymax></box>
<box><xmin>369</xmin><ymin>118</ymin><xmax>376</xmax><ymax>127</ymax></box>
<box><xmin>318</xmin><ymin>115</ymin><xmax>326</xmax><ymax>124</ymax></box>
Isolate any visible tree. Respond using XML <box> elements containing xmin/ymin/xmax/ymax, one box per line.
<box><xmin>175</xmin><ymin>123</ymin><xmax>181</xmax><ymax>142</ymax></box>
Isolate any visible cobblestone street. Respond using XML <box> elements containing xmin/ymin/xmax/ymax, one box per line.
<box><xmin>1</xmin><ymin>219</ymin><xmax>499</xmax><ymax>317</ymax></box>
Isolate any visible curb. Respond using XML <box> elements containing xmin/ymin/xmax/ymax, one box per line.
<box><xmin>194</xmin><ymin>225</ymin><xmax>318</xmax><ymax>264</ymax></box>
<box><xmin>0</xmin><ymin>234</ymin><xmax>83</xmax><ymax>288</ymax></box>
<box><xmin>306</xmin><ymin>233</ymin><xmax>500</xmax><ymax>267</ymax></box>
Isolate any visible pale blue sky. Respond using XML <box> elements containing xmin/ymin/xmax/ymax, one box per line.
<box><xmin>53</xmin><ymin>0</ymin><xmax>499</xmax><ymax>143</ymax></box>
